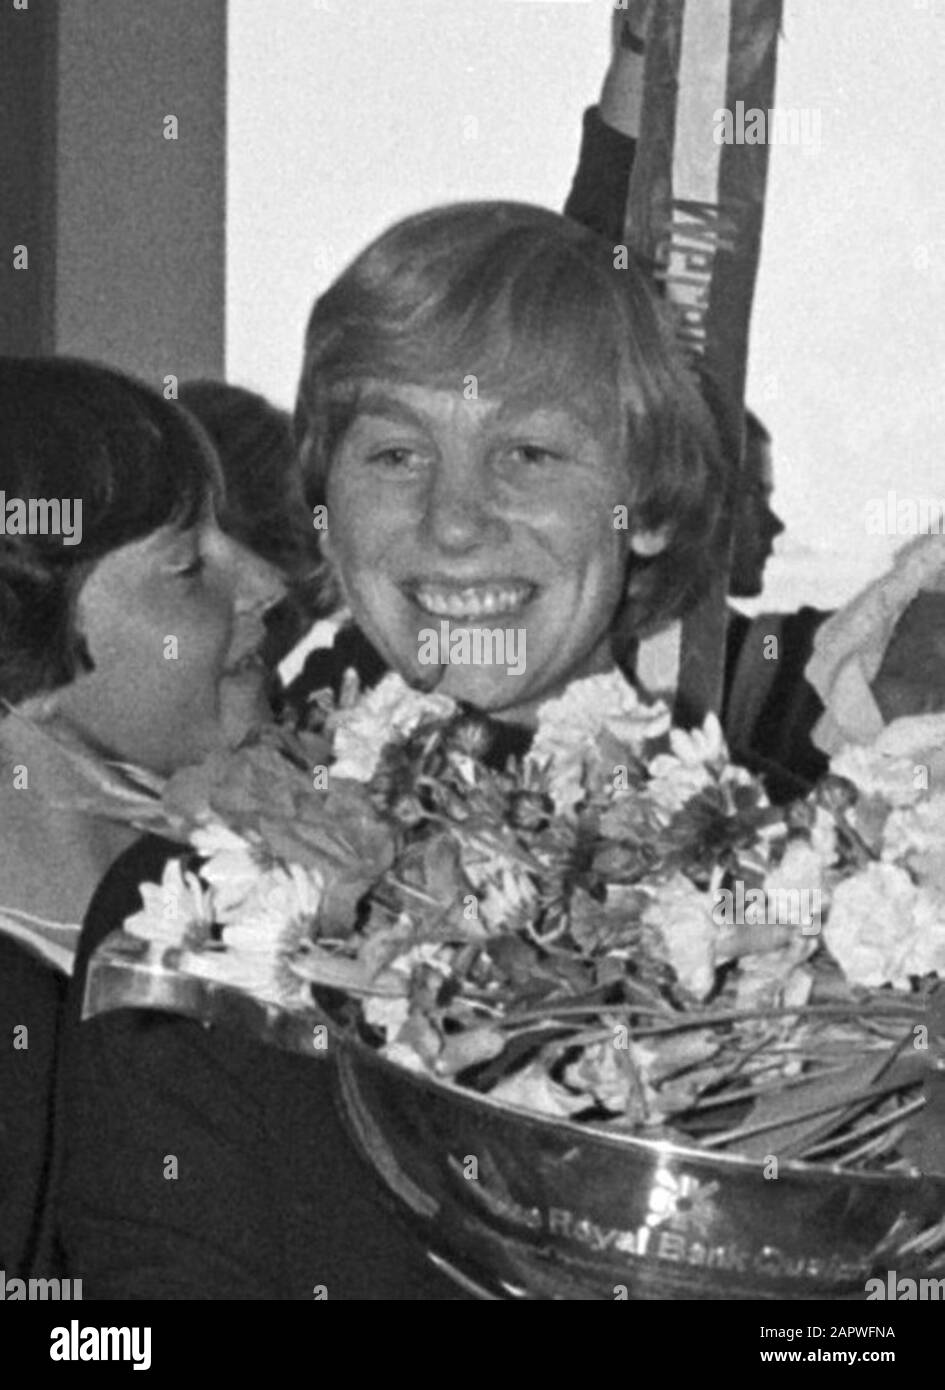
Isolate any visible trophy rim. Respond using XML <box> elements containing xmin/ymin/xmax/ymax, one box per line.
<box><xmin>330</xmin><ymin>1014</ymin><xmax>944</xmax><ymax>1190</ymax></box>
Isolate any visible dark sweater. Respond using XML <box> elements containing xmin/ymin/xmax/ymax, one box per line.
<box><xmin>0</xmin><ymin>934</ymin><xmax>66</xmax><ymax>1276</ymax></box>
<box><xmin>57</xmin><ymin>833</ymin><xmax>468</xmax><ymax>1300</ymax></box>
<box><xmin>563</xmin><ymin>105</ymin><xmax>637</xmax><ymax>239</ymax></box>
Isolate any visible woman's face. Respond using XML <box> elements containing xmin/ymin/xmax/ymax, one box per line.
<box><xmin>325</xmin><ymin>381</ymin><xmax>632</xmax><ymax>720</ymax></box>
<box><xmin>54</xmin><ymin>514</ymin><xmax>286</xmax><ymax>773</ymax></box>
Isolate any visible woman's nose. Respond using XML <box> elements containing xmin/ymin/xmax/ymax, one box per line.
<box><xmin>421</xmin><ymin>460</ymin><xmax>507</xmax><ymax>553</ymax></box>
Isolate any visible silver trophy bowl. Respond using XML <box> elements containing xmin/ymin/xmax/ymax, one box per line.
<box><xmin>329</xmin><ymin>1028</ymin><xmax>945</xmax><ymax>1301</ymax></box>
<box><xmin>84</xmin><ymin>940</ymin><xmax>945</xmax><ymax>1300</ymax></box>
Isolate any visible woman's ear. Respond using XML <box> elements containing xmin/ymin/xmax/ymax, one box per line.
<box><xmin>629</xmin><ymin>527</ymin><xmax>670</xmax><ymax>558</ymax></box>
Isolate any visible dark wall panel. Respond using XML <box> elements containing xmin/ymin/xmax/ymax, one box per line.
<box><xmin>55</xmin><ymin>0</ymin><xmax>227</xmax><ymax>387</ymax></box>
<box><xmin>1</xmin><ymin>0</ymin><xmax>226</xmax><ymax>383</ymax></box>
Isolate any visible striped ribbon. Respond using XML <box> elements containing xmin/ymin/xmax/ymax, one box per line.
<box><xmin>625</xmin><ymin>0</ymin><xmax>783</xmax><ymax>725</ymax></box>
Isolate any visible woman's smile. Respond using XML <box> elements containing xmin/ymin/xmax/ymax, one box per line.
<box><xmin>406</xmin><ymin>579</ymin><xmax>539</xmax><ymax>621</ymax></box>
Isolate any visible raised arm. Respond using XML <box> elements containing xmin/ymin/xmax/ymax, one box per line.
<box><xmin>563</xmin><ymin>1</ymin><xmax>651</xmax><ymax>240</ymax></box>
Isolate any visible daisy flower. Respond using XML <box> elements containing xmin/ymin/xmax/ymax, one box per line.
<box><xmin>124</xmin><ymin>858</ymin><xmax>214</xmax><ymax>954</ymax></box>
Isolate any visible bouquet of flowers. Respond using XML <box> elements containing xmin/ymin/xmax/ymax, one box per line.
<box><xmin>82</xmin><ymin>672</ymin><xmax>945</xmax><ymax>1176</ymax></box>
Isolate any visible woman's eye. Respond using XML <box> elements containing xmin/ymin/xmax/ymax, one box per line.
<box><xmin>367</xmin><ymin>447</ymin><xmax>426</xmax><ymax>471</ymax></box>
<box><xmin>176</xmin><ymin>557</ymin><xmax>205</xmax><ymax>579</ymax></box>
<box><xmin>506</xmin><ymin>444</ymin><xmax>562</xmax><ymax>467</ymax></box>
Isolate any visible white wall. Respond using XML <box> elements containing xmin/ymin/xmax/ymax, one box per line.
<box><xmin>227</xmin><ymin>0</ymin><xmax>945</xmax><ymax>612</ymax></box>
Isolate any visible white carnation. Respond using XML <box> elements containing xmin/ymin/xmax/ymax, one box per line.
<box><xmin>831</xmin><ymin>715</ymin><xmax>945</xmax><ymax>808</ymax></box>
<box><xmin>823</xmin><ymin>862</ymin><xmax>925</xmax><ymax>989</ymax></box>
<box><xmin>909</xmin><ymin>890</ymin><xmax>945</xmax><ymax>978</ymax></box>
<box><xmin>363</xmin><ymin>995</ymin><xmax>411</xmax><ymax>1038</ymax></box>
<box><xmin>329</xmin><ymin>673</ymin><xmax>456</xmax><ymax>782</ymax></box>
<box><xmin>882</xmin><ymin>795</ymin><xmax>945</xmax><ymax>871</ymax></box>
<box><xmin>529</xmin><ymin>672</ymin><xmax>670</xmax><ymax>813</ymax></box>
<box><xmin>764</xmin><ymin>840</ymin><xmax>827</xmax><ymax>913</ymax></box>
<box><xmin>643</xmin><ymin>873</ymin><xmax>718</xmax><ymax>1001</ymax></box>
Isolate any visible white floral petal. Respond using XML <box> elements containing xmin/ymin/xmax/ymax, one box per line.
<box><xmin>192</xmin><ymin>824</ymin><xmax>254</xmax><ymax>857</ymax></box>
<box><xmin>643</xmin><ymin>873</ymin><xmax>718</xmax><ymax>1001</ymax></box>
<box><xmin>330</xmin><ymin>674</ymin><xmax>456</xmax><ymax>782</ymax></box>
<box><xmin>363</xmin><ymin>995</ymin><xmax>411</xmax><ymax>1038</ymax></box>
<box><xmin>823</xmin><ymin>863</ymin><xmax>919</xmax><ymax>989</ymax></box>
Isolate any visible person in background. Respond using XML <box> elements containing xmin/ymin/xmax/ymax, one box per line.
<box><xmin>178</xmin><ymin>380</ymin><xmax>318</xmax><ymax>672</ymax></box>
<box><xmin>720</xmin><ymin>411</ymin><xmax>830</xmax><ymax>787</ymax></box>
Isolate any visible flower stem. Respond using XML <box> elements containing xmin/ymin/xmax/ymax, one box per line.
<box><xmin>700</xmin><ymin>1076</ymin><xmax>920</xmax><ymax>1151</ymax></box>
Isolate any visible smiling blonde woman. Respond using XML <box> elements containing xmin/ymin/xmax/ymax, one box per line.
<box><xmin>292</xmin><ymin>200</ymin><xmax>723</xmax><ymax>727</ymax></box>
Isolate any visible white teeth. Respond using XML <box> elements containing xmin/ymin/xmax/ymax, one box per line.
<box><xmin>414</xmin><ymin>585</ymin><xmax>533</xmax><ymax>619</ymax></box>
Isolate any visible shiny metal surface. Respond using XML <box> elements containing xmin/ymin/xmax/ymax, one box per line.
<box><xmin>331</xmin><ymin>1030</ymin><xmax>945</xmax><ymax>1301</ymax></box>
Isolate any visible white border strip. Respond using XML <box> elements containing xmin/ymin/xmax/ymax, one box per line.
<box><xmin>672</xmin><ymin>0</ymin><xmax>732</xmax><ymax>206</ymax></box>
